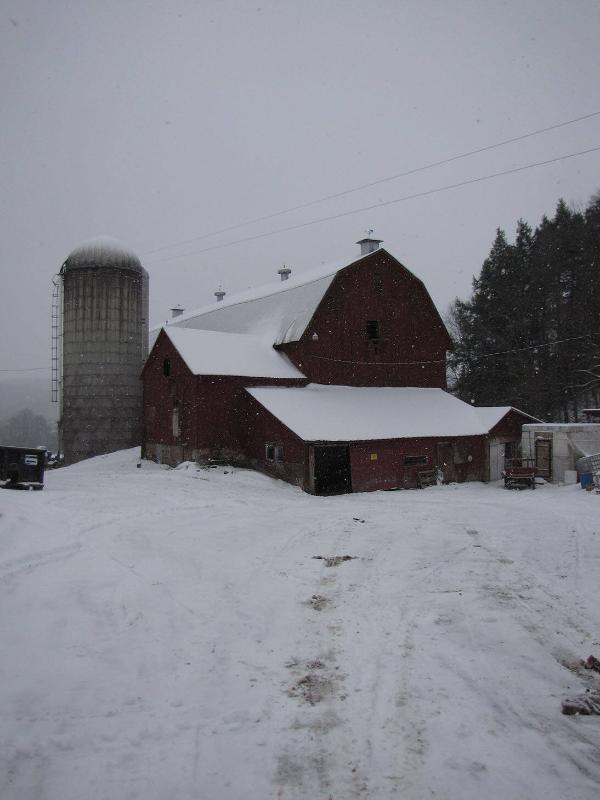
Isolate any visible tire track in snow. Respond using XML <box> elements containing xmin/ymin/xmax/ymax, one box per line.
<box><xmin>273</xmin><ymin>504</ymin><xmax>439</xmax><ymax>799</ymax></box>
<box><xmin>0</xmin><ymin>543</ymin><xmax>82</xmax><ymax>582</ymax></box>
<box><xmin>274</xmin><ymin>511</ymin><xmax>374</xmax><ymax>798</ymax></box>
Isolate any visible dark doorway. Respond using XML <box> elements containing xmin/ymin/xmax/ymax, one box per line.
<box><xmin>437</xmin><ymin>442</ymin><xmax>456</xmax><ymax>483</ymax></box>
<box><xmin>313</xmin><ymin>446</ymin><xmax>352</xmax><ymax>495</ymax></box>
<box><xmin>535</xmin><ymin>438</ymin><xmax>552</xmax><ymax>479</ymax></box>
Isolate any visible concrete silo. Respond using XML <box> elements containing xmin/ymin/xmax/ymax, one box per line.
<box><xmin>54</xmin><ymin>237</ymin><xmax>149</xmax><ymax>464</ymax></box>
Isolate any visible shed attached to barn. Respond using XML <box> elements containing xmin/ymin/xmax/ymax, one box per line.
<box><xmin>475</xmin><ymin>407</ymin><xmax>542</xmax><ymax>481</ymax></box>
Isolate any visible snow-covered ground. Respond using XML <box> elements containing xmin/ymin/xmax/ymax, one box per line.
<box><xmin>1</xmin><ymin>450</ymin><xmax>599</xmax><ymax>800</ymax></box>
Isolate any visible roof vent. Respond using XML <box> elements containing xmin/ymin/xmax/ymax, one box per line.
<box><xmin>356</xmin><ymin>230</ymin><xmax>383</xmax><ymax>256</ymax></box>
<box><xmin>170</xmin><ymin>305</ymin><xmax>184</xmax><ymax>318</ymax></box>
<box><xmin>214</xmin><ymin>287</ymin><xmax>226</xmax><ymax>302</ymax></box>
<box><xmin>277</xmin><ymin>264</ymin><xmax>292</xmax><ymax>281</ymax></box>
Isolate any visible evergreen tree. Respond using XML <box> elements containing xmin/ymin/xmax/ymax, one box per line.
<box><xmin>449</xmin><ymin>193</ymin><xmax>600</xmax><ymax>420</ymax></box>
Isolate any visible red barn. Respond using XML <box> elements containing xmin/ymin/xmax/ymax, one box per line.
<box><xmin>142</xmin><ymin>240</ymin><xmax>535</xmax><ymax>493</ymax></box>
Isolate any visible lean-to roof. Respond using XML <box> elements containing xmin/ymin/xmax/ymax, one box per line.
<box><xmin>247</xmin><ymin>384</ymin><xmax>491</xmax><ymax>442</ymax></box>
<box><xmin>163</xmin><ymin>327</ymin><xmax>305</xmax><ymax>379</ymax></box>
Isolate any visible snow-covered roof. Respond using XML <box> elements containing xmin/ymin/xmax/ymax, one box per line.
<box><xmin>163</xmin><ymin>327</ymin><xmax>305</xmax><ymax>379</ymax></box>
<box><xmin>247</xmin><ymin>385</ymin><xmax>491</xmax><ymax>441</ymax></box>
<box><xmin>152</xmin><ymin>253</ymin><xmax>371</xmax><ymax>346</ymax></box>
<box><xmin>474</xmin><ymin>406</ymin><xmax>541</xmax><ymax>429</ymax></box>
<box><xmin>64</xmin><ymin>237</ymin><xmax>144</xmax><ymax>273</ymax></box>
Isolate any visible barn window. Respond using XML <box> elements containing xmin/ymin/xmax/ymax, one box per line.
<box><xmin>265</xmin><ymin>443</ymin><xmax>284</xmax><ymax>462</ymax></box>
<box><xmin>373</xmin><ymin>274</ymin><xmax>383</xmax><ymax>293</ymax></box>
<box><xmin>403</xmin><ymin>455</ymin><xmax>428</xmax><ymax>466</ymax></box>
<box><xmin>366</xmin><ymin>320</ymin><xmax>379</xmax><ymax>340</ymax></box>
<box><xmin>163</xmin><ymin>358</ymin><xmax>171</xmax><ymax>377</ymax></box>
<box><xmin>172</xmin><ymin>401</ymin><xmax>180</xmax><ymax>438</ymax></box>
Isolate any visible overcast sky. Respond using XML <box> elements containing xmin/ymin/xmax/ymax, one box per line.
<box><xmin>1</xmin><ymin>0</ymin><xmax>599</xmax><ymax>379</ymax></box>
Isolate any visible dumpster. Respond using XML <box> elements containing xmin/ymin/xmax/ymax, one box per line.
<box><xmin>0</xmin><ymin>445</ymin><xmax>47</xmax><ymax>490</ymax></box>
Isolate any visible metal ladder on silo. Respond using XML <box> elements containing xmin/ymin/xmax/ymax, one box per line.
<box><xmin>51</xmin><ymin>275</ymin><xmax>61</xmax><ymax>403</ymax></box>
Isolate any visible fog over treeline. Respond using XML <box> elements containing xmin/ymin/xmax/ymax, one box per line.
<box><xmin>0</xmin><ymin>374</ymin><xmax>58</xmax><ymax>450</ymax></box>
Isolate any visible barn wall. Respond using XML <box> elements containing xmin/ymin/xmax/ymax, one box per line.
<box><xmin>279</xmin><ymin>251</ymin><xmax>451</xmax><ymax>387</ymax></box>
<box><xmin>142</xmin><ymin>330</ymin><xmax>305</xmax><ymax>468</ymax></box>
<box><xmin>348</xmin><ymin>435</ymin><xmax>486</xmax><ymax>493</ymax></box>
<box><xmin>485</xmin><ymin>410</ymin><xmax>537</xmax><ymax>481</ymax></box>
<box><xmin>142</xmin><ymin>330</ymin><xmax>198</xmax><ymax>465</ymax></box>
<box><xmin>242</xmin><ymin>393</ymin><xmax>307</xmax><ymax>487</ymax></box>
<box><xmin>489</xmin><ymin>411</ymin><xmax>534</xmax><ymax>444</ymax></box>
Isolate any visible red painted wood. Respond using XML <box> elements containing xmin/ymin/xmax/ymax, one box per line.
<box><xmin>279</xmin><ymin>251</ymin><xmax>451</xmax><ymax>387</ymax></box>
<box><xmin>142</xmin><ymin>329</ymin><xmax>305</xmax><ymax>466</ymax></box>
<box><xmin>349</xmin><ymin>436</ymin><xmax>486</xmax><ymax>492</ymax></box>
<box><xmin>488</xmin><ymin>409</ymin><xmax>537</xmax><ymax>442</ymax></box>
<box><xmin>142</xmin><ymin>254</ymin><xmax>525</xmax><ymax>493</ymax></box>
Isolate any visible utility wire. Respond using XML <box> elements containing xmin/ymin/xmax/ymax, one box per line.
<box><xmin>145</xmin><ymin>144</ymin><xmax>600</xmax><ymax>263</ymax></box>
<box><xmin>308</xmin><ymin>333</ymin><xmax>600</xmax><ymax>367</ymax></box>
<box><xmin>142</xmin><ymin>109</ymin><xmax>600</xmax><ymax>258</ymax></box>
<box><xmin>0</xmin><ymin>367</ymin><xmax>51</xmax><ymax>373</ymax></box>
<box><xmin>6</xmin><ymin>332</ymin><xmax>597</xmax><ymax>375</ymax></box>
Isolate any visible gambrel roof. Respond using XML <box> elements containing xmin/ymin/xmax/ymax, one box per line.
<box><xmin>153</xmin><ymin>256</ymin><xmax>348</xmax><ymax>346</ymax></box>
<box><xmin>151</xmin><ymin>248</ymin><xmax>451</xmax><ymax>349</ymax></box>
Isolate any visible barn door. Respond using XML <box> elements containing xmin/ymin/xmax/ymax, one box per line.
<box><xmin>437</xmin><ymin>442</ymin><xmax>456</xmax><ymax>483</ymax></box>
<box><xmin>489</xmin><ymin>442</ymin><xmax>505</xmax><ymax>481</ymax></box>
<box><xmin>535</xmin><ymin>438</ymin><xmax>552</xmax><ymax>479</ymax></box>
<box><xmin>313</xmin><ymin>446</ymin><xmax>352</xmax><ymax>495</ymax></box>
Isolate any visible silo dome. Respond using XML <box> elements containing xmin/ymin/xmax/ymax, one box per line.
<box><xmin>64</xmin><ymin>236</ymin><xmax>145</xmax><ymax>273</ymax></box>
<box><xmin>58</xmin><ymin>237</ymin><xmax>149</xmax><ymax>464</ymax></box>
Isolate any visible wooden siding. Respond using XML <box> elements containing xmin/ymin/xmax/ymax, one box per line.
<box><xmin>484</xmin><ymin>409</ymin><xmax>538</xmax><ymax>482</ymax></box>
<box><xmin>348</xmin><ymin>436</ymin><xmax>486</xmax><ymax>492</ymax></box>
<box><xmin>142</xmin><ymin>330</ymin><xmax>198</xmax><ymax>463</ymax></box>
<box><xmin>142</xmin><ymin>329</ymin><xmax>306</xmax><ymax>467</ymax></box>
<box><xmin>141</xmin><ymin>253</ymin><xmax>510</xmax><ymax>494</ymax></box>
<box><xmin>242</xmin><ymin>392</ymin><xmax>308</xmax><ymax>487</ymax></box>
<box><xmin>279</xmin><ymin>251</ymin><xmax>451</xmax><ymax>387</ymax></box>
<box><xmin>488</xmin><ymin>409</ymin><xmax>536</xmax><ymax>443</ymax></box>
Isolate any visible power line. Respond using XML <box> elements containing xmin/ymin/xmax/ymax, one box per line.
<box><xmin>0</xmin><ymin>367</ymin><xmax>51</xmax><ymax>373</ymax></box>
<box><xmin>308</xmin><ymin>333</ymin><xmax>600</xmax><ymax>367</ymax></box>
<box><xmin>4</xmin><ymin>333</ymin><xmax>597</xmax><ymax>375</ymax></box>
<box><xmin>145</xmin><ymin>144</ymin><xmax>600</xmax><ymax>263</ymax></box>
<box><xmin>142</xmin><ymin>109</ymin><xmax>600</xmax><ymax>258</ymax></box>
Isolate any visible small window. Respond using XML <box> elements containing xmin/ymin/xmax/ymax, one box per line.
<box><xmin>163</xmin><ymin>358</ymin><xmax>171</xmax><ymax>377</ymax></box>
<box><xmin>373</xmin><ymin>274</ymin><xmax>383</xmax><ymax>293</ymax></box>
<box><xmin>266</xmin><ymin>443</ymin><xmax>284</xmax><ymax>462</ymax></box>
<box><xmin>366</xmin><ymin>320</ymin><xmax>379</xmax><ymax>340</ymax></box>
<box><xmin>403</xmin><ymin>455</ymin><xmax>428</xmax><ymax>466</ymax></box>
